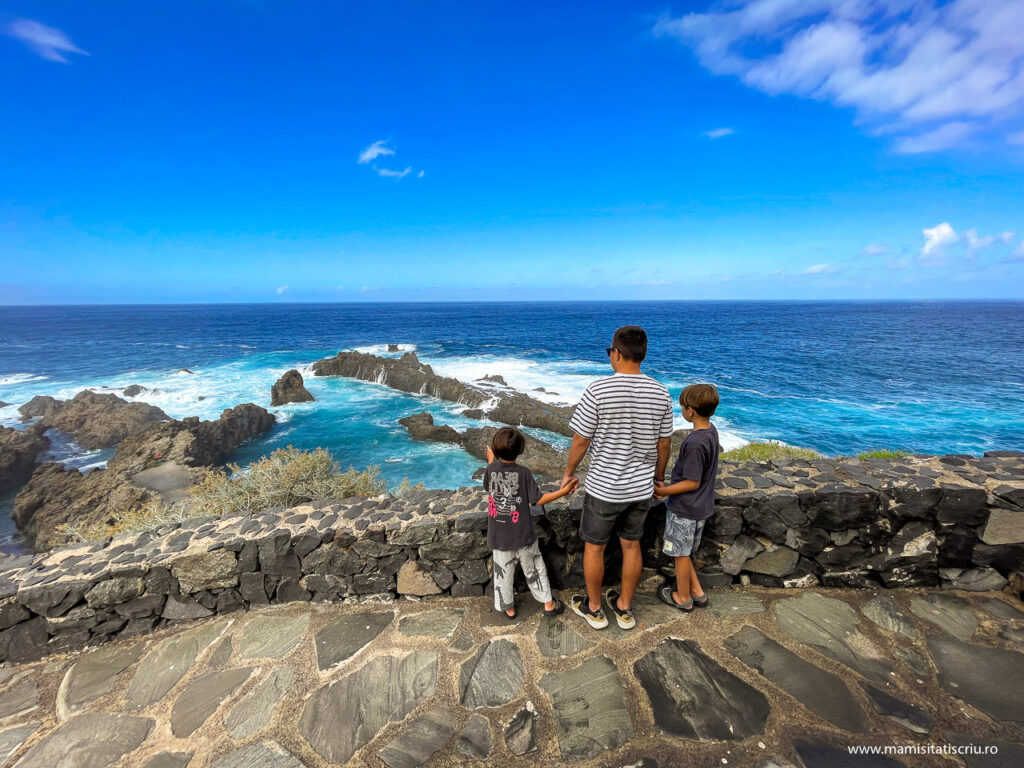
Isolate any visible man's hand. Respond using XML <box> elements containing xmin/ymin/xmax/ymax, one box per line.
<box><xmin>653</xmin><ymin>482</ymin><xmax>670</xmax><ymax>498</ymax></box>
<box><xmin>561</xmin><ymin>473</ymin><xmax>578</xmax><ymax>491</ymax></box>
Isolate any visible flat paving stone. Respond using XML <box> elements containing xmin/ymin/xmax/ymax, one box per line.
<box><xmin>314</xmin><ymin>611</ymin><xmax>392</xmax><ymax>670</ymax></box>
<box><xmin>170</xmin><ymin>667</ymin><xmax>253</xmax><ymax>737</ymax></box>
<box><xmin>13</xmin><ymin>713</ymin><xmax>153</xmax><ymax>768</ymax></box>
<box><xmin>775</xmin><ymin>592</ymin><xmax>890</xmax><ymax>683</ymax></box>
<box><xmin>377</xmin><ymin>706</ymin><xmax>457</xmax><ymax>768</ymax></box>
<box><xmin>704</xmin><ymin>591</ymin><xmax>765</xmax><ymax>618</ymax></box>
<box><xmin>478</xmin><ymin>599</ymin><xmax>542</xmax><ymax>627</ymax></box>
<box><xmin>634</xmin><ymin>637</ymin><xmax>769</xmax><ymax>742</ymax></box>
<box><xmin>926</xmin><ymin>633</ymin><xmax>1024</xmax><ymax>722</ymax></box>
<box><xmin>0</xmin><ymin>677</ymin><xmax>38</xmax><ymax>720</ymax></box>
<box><xmin>207</xmin><ymin>638</ymin><xmax>233</xmax><ymax>668</ymax></box>
<box><xmin>298</xmin><ymin>650</ymin><xmax>438</xmax><ymax>765</ymax></box>
<box><xmin>540</xmin><ymin>655</ymin><xmax>633</xmax><ymax>760</ymax></box>
<box><xmin>225</xmin><ymin>665</ymin><xmax>294</xmax><ymax>739</ymax></box>
<box><xmin>909</xmin><ymin>593</ymin><xmax>977</xmax><ymax>641</ymax></box>
<box><xmin>724</xmin><ymin>625</ymin><xmax>868</xmax><ymax>733</ymax></box>
<box><xmin>460</xmin><ymin>638</ymin><xmax>523</xmax><ymax>708</ymax></box>
<box><xmin>238</xmin><ymin>614</ymin><xmax>309</xmax><ymax>660</ymax></box>
<box><xmin>795</xmin><ymin>740</ymin><xmax>906</xmax><ymax>767</ymax></box>
<box><xmin>397</xmin><ymin>608</ymin><xmax>463</xmax><ymax>639</ymax></box>
<box><xmin>861</xmin><ymin>683</ymin><xmax>933</xmax><ymax>733</ymax></box>
<box><xmin>143</xmin><ymin>752</ymin><xmax>193</xmax><ymax>768</ymax></box>
<box><xmin>457</xmin><ymin>713</ymin><xmax>492</xmax><ymax>759</ymax></box>
<box><xmin>0</xmin><ymin>722</ymin><xmax>39</xmax><ymax>764</ymax></box>
<box><xmin>450</xmin><ymin>634</ymin><xmax>475</xmax><ymax>652</ymax></box>
<box><xmin>210</xmin><ymin>742</ymin><xmax>305</xmax><ymax>768</ymax></box>
<box><xmin>861</xmin><ymin>595</ymin><xmax>917</xmax><ymax>639</ymax></box>
<box><xmin>535</xmin><ymin>616</ymin><xmax>596</xmax><ymax>658</ymax></box>
<box><xmin>976</xmin><ymin>596</ymin><xmax>1024</xmax><ymax>621</ymax></box>
<box><xmin>60</xmin><ymin>641</ymin><xmax>145</xmax><ymax>716</ymax></box>
<box><xmin>893</xmin><ymin>646</ymin><xmax>931</xmax><ymax>677</ymax></box>
<box><xmin>504</xmin><ymin>701</ymin><xmax>539</xmax><ymax>756</ymax></box>
<box><xmin>125</xmin><ymin>620</ymin><xmax>227</xmax><ymax>710</ymax></box>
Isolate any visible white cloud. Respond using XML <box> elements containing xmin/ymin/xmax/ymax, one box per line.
<box><xmin>920</xmin><ymin>221</ymin><xmax>958</xmax><ymax>265</ymax></box>
<box><xmin>376</xmin><ymin>166</ymin><xmax>411</xmax><ymax>180</ymax></box>
<box><xmin>358</xmin><ymin>140</ymin><xmax>394</xmax><ymax>164</ymax></box>
<box><xmin>4</xmin><ymin>19</ymin><xmax>88</xmax><ymax>63</ymax></box>
<box><xmin>337</xmin><ymin>284</ymin><xmax>345</xmax><ymax>291</ymax></box>
<box><xmin>276</xmin><ymin>285</ymin><xmax>289</xmax><ymax>295</ymax></box>
<box><xmin>860</xmin><ymin>243</ymin><xmax>886</xmax><ymax>256</ymax></box>
<box><xmin>417</xmin><ymin>170</ymin><xmax>425</xmax><ymax>178</ymax></box>
<box><xmin>655</xmin><ymin>0</ymin><xmax>1024</xmax><ymax>153</ymax></box>
<box><xmin>965</xmin><ymin>228</ymin><xmax>1014</xmax><ymax>253</ymax></box>
<box><xmin>702</xmin><ymin>127</ymin><xmax>735</xmax><ymax>139</ymax></box>
<box><xmin>799</xmin><ymin>263</ymin><xmax>839</xmax><ymax>275</ymax></box>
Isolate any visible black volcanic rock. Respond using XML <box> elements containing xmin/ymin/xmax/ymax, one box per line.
<box><xmin>0</xmin><ymin>423</ymin><xmax>49</xmax><ymax>493</ymax></box>
<box><xmin>19</xmin><ymin>391</ymin><xmax>170</xmax><ymax>450</ymax></box>
<box><xmin>270</xmin><ymin>369</ymin><xmax>315</xmax><ymax>407</ymax></box>
<box><xmin>122</xmin><ymin>385</ymin><xmax>147</xmax><ymax>397</ymax></box>
<box><xmin>399</xmin><ymin>412</ymin><xmax>568</xmax><ymax>479</ymax></box>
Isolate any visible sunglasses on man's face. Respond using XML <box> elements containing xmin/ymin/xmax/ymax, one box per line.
<box><xmin>606</xmin><ymin>347</ymin><xmax>616</xmax><ymax>357</ymax></box>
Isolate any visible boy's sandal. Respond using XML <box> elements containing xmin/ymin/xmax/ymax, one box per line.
<box><xmin>692</xmin><ymin>592</ymin><xmax>710</xmax><ymax>608</ymax></box>
<box><xmin>658</xmin><ymin>584</ymin><xmax>694</xmax><ymax>612</ymax></box>
<box><xmin>544</xmin><ymin>597</ymin><xmax>565</xmax><ymax>617</ymax></box>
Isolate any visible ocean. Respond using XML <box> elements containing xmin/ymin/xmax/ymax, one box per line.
<box><xmin>2</xmin><ymin>301</ymin><xmax>1023</xmax><ymax>552</ymax></box>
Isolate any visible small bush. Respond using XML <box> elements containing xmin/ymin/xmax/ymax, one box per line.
<box><xmin>394</xmin><ymin>477</ymin><xmax>427</xmax><ymax>496</ymax></box>
<box><xmin>856</xmin><ymin>449</ymin><xmax>909</xmax><ymax>459</ymax></box>
<box><xmin>54</xmin><ymin>500</ymin><xmax>201</xmax><ymax>544</ymax></box>
<box><xmin>721</xmin><ymin>442</ymin><xmax>821</xmax><ymax>462</ymax></box>
<box><xmin>186</xmin><ymin>446</ymin><xmax>387</xmax><ymax>517</ymax></box>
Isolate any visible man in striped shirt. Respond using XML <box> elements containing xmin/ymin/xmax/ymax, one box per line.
<box><xmin>564</xmin><ymin>326</ymin><xmax>674</xmax><ymax>630</ymax></box>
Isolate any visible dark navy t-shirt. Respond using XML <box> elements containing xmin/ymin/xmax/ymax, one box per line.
<box><xmin>666</xmin><ymin>425</ymin><xmax>719</xmax><ymax>520</ymax></box>
<box><xmin>483</xmin><ymin>460</ymin><xmax>542</xmax><ymax>550</ymax></box>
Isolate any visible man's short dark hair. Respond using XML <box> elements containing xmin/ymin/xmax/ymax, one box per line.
<box><xmin>680</xmin><ymin>383</ymin><xmax>719</xmax><ymax>418</ymax></box>
<box><xmin>612</xmin><ymin>326</ymin><xmax>647</xmax><ymax>363</ymax></box>
<box><xmin>491</xmin><ymin>426</ymin><xmax>526</xmax><ymax>460</ymax></box>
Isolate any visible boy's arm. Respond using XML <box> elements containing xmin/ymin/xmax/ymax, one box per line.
<box><xmin>654</xmin><ymin>478</ymin><xmax>699</xmax><ymax>497</ymax></box>
<box><xmin>654</xmin><ymin>440</ymin><xmax>705</xmax><ymax>497</ymax></box>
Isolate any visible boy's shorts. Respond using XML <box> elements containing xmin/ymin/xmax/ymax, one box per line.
<box><xmin>663</xmin><ymin>513</ymin><xmax>705</xmax><ymax>557</ymax></box>
<box><xmin>579</xmin><ymin>493</ymin><xmax>650</xmax><ymax>545</ymax></box>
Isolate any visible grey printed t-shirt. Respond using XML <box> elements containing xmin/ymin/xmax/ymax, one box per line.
<box><xmin>483</xmin><ymin>460</ymin><xmax>542</xmax><ymax>551</ymax></box>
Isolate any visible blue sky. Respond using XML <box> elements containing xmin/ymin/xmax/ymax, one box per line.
<box><xmin>1</xmin><ymin>0</ymin><xmax>1023</xmax><ymax>304</ymax></box>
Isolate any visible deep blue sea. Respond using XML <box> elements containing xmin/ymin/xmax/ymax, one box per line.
<box><xmin>2</xmin><ymin>301</ymin><xmax>1023</xmax><ymax>551</ymax></box>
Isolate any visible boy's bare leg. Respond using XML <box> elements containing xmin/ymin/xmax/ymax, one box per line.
<box><xmin>673</xmin><ymin>556</ymin><xmax>694</xmax><ymax>604</ymax></box>
<box><xmin>584</xmin><ymin>542</ymin><xmax>606</xmax><ymax>612</ymax></box>
<box><xmin>617</xmin><ymin>538</ymin><xmax>642</xmax><ymax>610</ymax></box>
<box><xmin>689</xmin><ymin>565</ymin><xmax>705</xmax><ymax>599</ymax></box>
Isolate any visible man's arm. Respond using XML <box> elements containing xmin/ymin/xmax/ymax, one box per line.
<box><xmin>563</xmin><ymin>434</ymin><xmax>591</xmax><ymax>488</ymax></box>
<box><xmin>655</xmin><ymin>436</ymin><xmax>671</xmax><ymax>484</ymax></box>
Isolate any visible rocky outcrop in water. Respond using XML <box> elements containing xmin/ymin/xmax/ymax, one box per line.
<box><xmin>12</xmin><ymin>403</ymin><xmax>276</xmax><ymax>551</ymax></box>
<box><xmin>19</xmin><ymin>391</ymin><xmax>169</xmax><ymax>450</ymax></box>
<box><xmin>313</xmin><ymin>350</ymin><xmax>575</xmax><ymax>436</ymax></box>
<box><xmin>398</xmin><ymin>412</ymin><xmax>568</xmax><ymax>479</ymax></box>
<box><xmin>122</xmin><ymin>385</ymin><xmax>147</xmax><ymax>397</ymax></box>
<box><xmin>0</xmin><ymin>424</ymin><xmax>50</xmax><ymax>493</ymax></box>
<box><xmin>270</xmin><ymin>370</ymin><xmax>314</xmax><ymax>406</ymax></box>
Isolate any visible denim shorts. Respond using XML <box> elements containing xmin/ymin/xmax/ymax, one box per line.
<box><xmin>663</xmin><ymin>513</ymin><xmax>705</xmax><ymax>557</ymax></box>
<box><xmin>579</xmin><ymin>493</ymin><xmax>651</xmax><ymax>545</ymax></box>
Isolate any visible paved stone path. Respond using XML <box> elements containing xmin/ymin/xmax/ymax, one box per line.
<box><xmin>1</xmin><ymin>583</ymin><xmax>1023</xmax><ymax>767</ymax></box>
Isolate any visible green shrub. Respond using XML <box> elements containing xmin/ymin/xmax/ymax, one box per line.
<box><xmin>186</xmin><ymin>446</ymin><xmax>387</xmax><ymax>517</ymax></box>
<box><xmin>856</xmin><ymin>449</ymin><xmax>909</xmax><ymax>459</ymax></box>
<box><xmin>721</xmin><ymin>442</ymin><xmax>821</xmax><ymax>462</ymax></box>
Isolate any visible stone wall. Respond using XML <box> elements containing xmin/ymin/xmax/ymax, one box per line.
<box><xmin>2</xmin><ymin>451</ymin><xmax>1022</xmax><ymax>665</ymax></box>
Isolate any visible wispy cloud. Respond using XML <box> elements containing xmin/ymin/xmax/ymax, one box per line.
<box><xmin>965</xmin><ymin>228</ymin><xmax>1014</xmax><ymax>254</ymax></box>
<box><xmin>376</xmin><ymin>166</ymin><xmax>411</xmax><ymax>180</ymax></box>
<box><xmin>655</xmin><ymin>0</ymin><xmax>1024</xmax><ymax>153</ymax></box>
<box><xmin>358</xmin><ymin>139</ymin><xmax>394</xmax><ymax>164</ymax></box>
<box><xmin>860</xmin><ymin>243</ymin><xmax>886</xmax><ymax>256</ymax></box>
<box><xmin>920</xmin><ymin>222</ymin><xmax>958</xmax><ymax>265</ymax></box>
<box><xmin>799</xmin><ymin>263</ymin><xmax>840</xmax><ymax>275</ymax></box>
<box><xmin>4</xmin><ymin>19</ymin><xmax>88</xmax><ymax>63</ymax></box>
<box><xmin>276</xmin><ymin>285</ymin><xmax>289</xmax><ymax>295</ymax></box>
<box><xmin>702</xmin><ymin>127</ymin><xmax>735</xmax><ymax>139</ymax></box>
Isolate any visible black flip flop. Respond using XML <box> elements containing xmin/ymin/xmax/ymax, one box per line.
<box><xmin>658</xmin><ymin>584</ymin><xmax>694</xmax><ymax>612</ymax></box>
<box><xmin>544</xmin><ymin>597</ymin><xmax>564</xmax><ymax>617</ymax></box>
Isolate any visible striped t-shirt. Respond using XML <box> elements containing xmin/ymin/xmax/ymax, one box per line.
<box><xmin>569</xmin><ymin>373</ymin><xmax>675</xmax><ymax>503</ymax></box>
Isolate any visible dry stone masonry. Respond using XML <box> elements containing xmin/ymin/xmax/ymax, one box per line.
<box><xmin>1</xmin><ymin>451</ymin><xmax>1023</xmax><ymax>665</ymax></box>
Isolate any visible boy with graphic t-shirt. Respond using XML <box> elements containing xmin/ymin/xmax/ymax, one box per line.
<box><xmin>484</xmin><ymin>427</ymin><xmax>577</xmax><ymax>619</ymax></box>
<box><xmin>654</xmin><ymin>383</ymin><xmax>721</xmax><ymax>612</ymax></box>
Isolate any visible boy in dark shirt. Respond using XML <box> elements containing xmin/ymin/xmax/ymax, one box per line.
<box><xmin>485</xmin><ymin>426</ymin><xmax>577</xmax><ymax>618</ymax></box>
<box><xmin>654</xmin><ymin>383</ymin><xmax>720</xmax><ymax>612</ymax></box>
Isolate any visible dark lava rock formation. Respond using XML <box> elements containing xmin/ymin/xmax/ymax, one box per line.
<box><xmin>19</xmin><ymin>391</ymin><xmax>170</xmax><ymax>450</ymax></box>
<box><xmin>270</xmin><ymin>369</ymin><xmax>314</xmax><ymax>407</ymax></box>
<box><xmin>0</xmin><ymin>424</ymin><xmax>50</xmax><ymax>493</ymax></box>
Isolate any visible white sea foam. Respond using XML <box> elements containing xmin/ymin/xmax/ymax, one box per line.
<box><xmin>0</xmin><ymin>373</ymin><xmax>48</xmax><ymax>387</ymax></box>
<box><xmin>423</xmin><ymin>354</ymin><xmax>597</xmax><ymax>405</ymax></box>
<box><xmin>352</xmin><ymin>343</ymin><xmax>418</xmax><ymax>355</ymax></box>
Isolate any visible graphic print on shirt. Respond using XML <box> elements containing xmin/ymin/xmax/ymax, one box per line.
<box><xmin>488</xmin><ymin>470</ymin><xmax>522</xmax><ymax>523</ymax></box>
